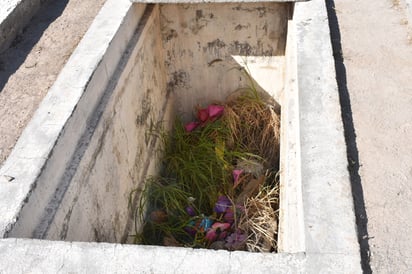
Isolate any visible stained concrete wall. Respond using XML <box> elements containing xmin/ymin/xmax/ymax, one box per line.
<box><xmin>8</xmin><ymin>5</ymin><xmax>174</xmax><ymax>243</ymax></box>
<box><xmin>160</xmin><ymin>3</ymin><xmax>289</xmax><ymax>120</ymax></box>
<box><xmin>5</xmin><ymin>2</ymin><xmax>290</xmax><ymax>243</ymax></box>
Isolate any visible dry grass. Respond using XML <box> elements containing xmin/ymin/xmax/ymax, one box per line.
<box><xmin>223</xmin><ymin>90</ymin><xmax>281</xmax><ymax>169</ymax></box>
<box><xmin>238</xmin><ymin>174</ymin><xmax>279</xmax><ymax>252</ymax></box>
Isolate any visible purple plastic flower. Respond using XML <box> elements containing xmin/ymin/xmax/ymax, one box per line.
<box><xmin>186</xmin><ymin>206</ymin><xmax>196</xmax><ymax>216</ymax></box>
<box><xmin>225</xmin><ymin>230</ymin><xmax>247</xmax><ymax>250</ymax></box>
<box><xmin>214</xmin><ymin>196</ymin><xmax>232</xmax><ymax>214</ymax></box>
<box><xmin>184</xmin><ymin>220</ymin><xmax>197</xmax><ymax>236</ymax></box>
<box><xmin>223</xmin><ymin>207</ymin><xmax>235</xmax><ymax>223</ymax></box>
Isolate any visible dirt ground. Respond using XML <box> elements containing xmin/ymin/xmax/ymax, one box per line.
<box><xmin>0</xmin><ymin>0</ymin><xmax>106</xmax><ymax>165</ymax></box>
<box><xmin>332</xmin><ymin>0</ymin><xmax>412</xmax><ymax>272</ymax></box>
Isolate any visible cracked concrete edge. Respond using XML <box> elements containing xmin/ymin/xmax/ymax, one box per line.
<box><xmin>0</xmin><ymin>0</ymin><xmax>49</xmax><ymax>53</ymax></box>
<box><xmin>0</xmin><ymin>0</ymin><xmax>137</xmax><ymax>237</ymax></box>
<box><xmin>294</xmin><ymin>0</ymin><xmax>361</xmax><ymax>271</ymax></box>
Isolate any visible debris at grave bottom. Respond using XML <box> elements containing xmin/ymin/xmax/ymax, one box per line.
<box><xmin>133</xmin><ymin>87</ymin><xmax>280</xmax><ymax>252</ymax></box>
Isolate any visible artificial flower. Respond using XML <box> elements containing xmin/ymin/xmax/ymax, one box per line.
<box><xmin>186</xmin><ymin>206</ymin><xmax>196</xmax><ymax>216</ymax></box>
<box><xmin>214</xmin><ymin>196</ymin><xmax>232</xmax><ymax>214</ymax></box>
<box><xmin>207</xmin><ymin>104</ymin><xmax>224</xmax><ymax>119</ymax></box>
<box><xmin>232</xmin><ymin>169</ymin><xmax>243</xmax><ymax>188</ymax></box>
<box><xmin>225</xmin><ymin>230</ymin><xmax>247</xmax><ymax>250</ymax></box>
<box><xmin>184</xmin><ymin>121</ymin><xmax>199</xmax><ymax>132</ymax></box>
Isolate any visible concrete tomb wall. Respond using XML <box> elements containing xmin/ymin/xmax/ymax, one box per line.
<box><xmin>7</xmin><ymin>3</ymin><xmax>289</xmax><ymax>244</ymax></box>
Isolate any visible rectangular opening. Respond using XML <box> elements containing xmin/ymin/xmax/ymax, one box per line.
<box><xmin>8</xmin><ymin>2</ymin><xmax>297</xmax><ymax>253</ymax></box>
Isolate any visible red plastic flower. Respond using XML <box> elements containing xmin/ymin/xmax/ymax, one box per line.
<box><xmin>197</xmin><ymin>108</ymin><xmax>209</xmax><ymax>122</ymax></box>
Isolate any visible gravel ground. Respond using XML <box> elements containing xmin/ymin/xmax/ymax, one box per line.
<box><xmin>0</xmin><ymin>0</ymin><xmax>106</xmax><ymax>165</ymax></box>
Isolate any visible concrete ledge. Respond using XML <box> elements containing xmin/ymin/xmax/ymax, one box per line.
<box><xmin>0</xmin><ymin>0</ymin><xmax>47</xmax><ymax>53</ymax></box>
<box><xmin>295</xmin><ymin>0</ymin><xmax>360</xmax><ymax>259</ymax></box>
<box><xmin>0</xmin><ymin>0</ymin><xmax>139</xmax><ymax>237</ymax></box>
<box><xmin>0</xmin><ymin>239</ymin><xmax>306</xmax><ymax>273</ymax></box>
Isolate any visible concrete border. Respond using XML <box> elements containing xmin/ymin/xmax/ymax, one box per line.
<box><xmin>0</xmin><ymin>0</ymin><xmax>361</xmax><ymax>272</ymax></box>
<box><xmin>294</xmin><ymin>0</ymin><xmax>359</xmax><ymax>257</ymax></box>
<box><xmin>0</xmin><ymin>0</ymin><xmax>139</xmax><ymax>237</ymax></box>
<box><xmin>0</xmin><ymin>0</ymin><xmax>48</xmax><ymax>53</ymax></box>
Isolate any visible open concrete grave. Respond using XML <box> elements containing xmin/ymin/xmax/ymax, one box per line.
<box><xmin>0</xmin><ymin>0</ymin><xmax>361</xmax><ymax>272</ymax></box>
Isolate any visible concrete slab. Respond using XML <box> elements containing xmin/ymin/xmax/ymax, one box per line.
<box><xmin>294</xmin><ymin>0</ymin><xmax>359</xmax><ymax>255</ymax></box>
<box><xmin>0</xmin><ymin>239</ymin><xmax>307</xmax><ymax>273</ymax></box>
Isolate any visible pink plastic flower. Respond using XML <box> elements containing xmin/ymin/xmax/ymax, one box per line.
<box><xmin>232</xmin><ymin>169</ymin><xmax>243</xmax><ymax>188</ymax></box>
<box><xmin>185</xmin><ymin>121</ymin><xmax>199</xmax><ymax>132</ymax></box>
<box><xmin>205</xmin><ymin>222</ymin><xmax>231</xmax><ymax>242</ymax></box>
<box><xmin>211</xmin><ymin>222</ymin><xmax>231</xmax><ymax>231</ymax></box>
<box><xmin>197</xmin><ymin>108</ymin><xmax>209</xmax><ymax>122</ymax></box>
<box><xmin>207</xmin><ymin>105</ymin><xmax>224</xmax><ymax>119</ymax></box>
<box><xmin>205</xmin><ymin>229</ymin><xmax>217</xmax><ymax>241</ymax></box>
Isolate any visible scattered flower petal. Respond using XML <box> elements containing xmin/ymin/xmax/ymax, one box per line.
<box><xmin>205</xmin><ymin>229</ymin><xmax>217</xmax><ymax>242</ymax></box>
<box><xmin>186</xmin><ymin>206</ymin><xmax>196</xmax><ymax>216</ymax></box>
<box><xmin>184</xmin><ymin>220</ymin><xmax>197</xmax><ymax>236</ymax></box>
<box><xmin>232</xmin><ymin>169</ymin><xmax>243</xmax><ymax>188</ymax></box>
<box><xmin>208</xmin><ymin>105</ymin><xmax>224</xmax><ymax>119</ymax></box>
<box><xmin>185</xmin><ymin>122</ymin><xmax>199</xmax><ymax>132</ymax></box>
<box><xmin>211</xmin><ymin>222</ymin><xmax>231</xmax><ymax>231</ymax></box>
<box><xmin>218</xmin><ymin>231</ymin><xmax>228</xmax><ymax>240</ymax></box>
<box><xmin>197</xmin><ymin>108</ymin><xmax>209</xmax><ymax>122</ymax></box>
<box><xmin>223</xmin><ymin>208</ymin><xmax>234</xmax><ymax>223</ymax></box>
<box><xmin>199</xmin><ymin>217</ymin><xmax>213</xmax><ymax>231</ymax></box>
<box><xmin>225</xmin><ymin>230</ymin><xmax>247</xmax><ymax>251</ymax></box>
<box><xmin>214</xmin><ymin>196</ymin><xmax>232</xmax><ymax>214</ymax></box>
<box><xmin>150</xmin><ymin>210</ymin><xmax>168</xmax><ymax>223</ymax></box>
